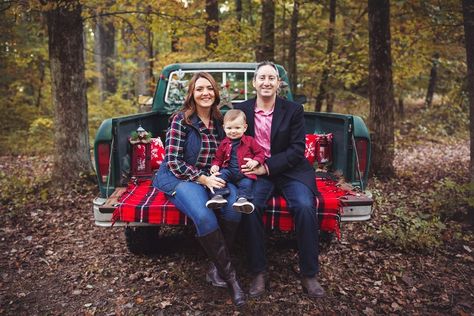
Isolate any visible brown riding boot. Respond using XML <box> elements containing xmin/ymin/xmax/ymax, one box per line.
<box><xmin>198</xmin><ymin>229</ymin><xmax>246</xmax><ymax>307</ymax></box>
<box><xmin>206</xmin><ymin>221</ymin><xmax>240</xmax><ymax>288</ymax></box>
<box><xmin>206</xmin><ymin>262</ymin><xmax>227</xmax><ymax>287</ymax></box>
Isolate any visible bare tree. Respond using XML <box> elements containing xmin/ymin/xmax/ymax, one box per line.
<box><xmin>315</xmin><ymin>0</ymin><xmax>336</xmax><ymax>112</ymax></box>
<box><xmin>397</xmin><ymin>95</ymin><xmax>404</xmax><ymax>118</ymax></box>
<box><xmin>462</xmin><ymin>0</ymin><xmax>474</xmax><ymax>226</ymax></box>
<box><xmin>205</xmin><ymin>0</ymin><xmax>219</xmax><ymax>51</ymax></box>
<box><xmin>368</xmin><ymin>0</ymin><xmax>395</xmax><ymax>177</ymax></box>
<box><xmin>424</xmin><ymin>52</ymin><xmax>440</xmax><ymax>108</ymax></box>
<box><xmin>257</xmin><ymin>0</ymin><xmax>275</xmax><ymax>61</ymax></box>
<box><xmin>94</xmin><ymin>13</ymin><xmax>117</xmax><ymax>102</ymax></box>
<box><xmin>45</xmin><ymin>0</ymin><xmax>92</xmax><ymax>184</ymax></box>
<box><xmin>235</xmin><ymin>0</ymin><xmax>242</xmax><ymax>28</ymax></box>
<box><xmin>135</xmin><ymin>5</ymin><xmax>155</xmax><ymax>97</ymax></box>
<box><xmin>288</xmin><ymin>0</ymin><xmax>299</xmax><ymax>94</ymax></box>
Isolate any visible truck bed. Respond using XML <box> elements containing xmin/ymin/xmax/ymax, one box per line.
<box><xmin>95</xmin><ymin>175</ymin><xmax>372</xmax><ymax>239</ymax></box>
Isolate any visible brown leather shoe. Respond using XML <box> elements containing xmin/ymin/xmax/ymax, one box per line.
<box><xmin>301</xmin><ymin>277</ymin><xmax>325</xmax><ymax>298</ymax></box>
<box><xmin>249</xmin><ymin>272</ymin><xmax>267</xmax><ymax>298</ymax></box>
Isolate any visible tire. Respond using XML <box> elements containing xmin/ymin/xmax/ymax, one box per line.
<box><xmin>125</xmin><ymin>226</ymin><xmax>161</xmax><ymax>255</ymax></box>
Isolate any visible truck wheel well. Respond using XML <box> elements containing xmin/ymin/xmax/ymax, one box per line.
<box><xmin>124</xmin><ymin>226</ymin><xmax>161</xmax><ymax>255</ymax></box>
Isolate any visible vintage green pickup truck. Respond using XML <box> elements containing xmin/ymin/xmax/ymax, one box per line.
<box><xmin>92</xmin><ymin>62</ymin><xmax>373</xmax><ymax>254</ymax></box>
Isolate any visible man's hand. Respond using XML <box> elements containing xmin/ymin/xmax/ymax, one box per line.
<box><xmin>241</xmin><ymin>158</ymin><xmax>267</xmax><ymax>176</ymax></box>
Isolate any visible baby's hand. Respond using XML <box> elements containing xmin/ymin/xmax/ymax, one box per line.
<box><xmin>210</xmin><ymin>165</ymin><xmax>220</xmax><ymax>174</ymax></box>
<box><xmin>245</xmin><ymin>159</ymin><xmax>259</xmax><ymax>170</ymax></box>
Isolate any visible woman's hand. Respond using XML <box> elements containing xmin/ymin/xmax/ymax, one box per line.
<box><xmin>198</xmin><ymin>174</ymin><xmax>226</xmax><ymax>194</ymax></box>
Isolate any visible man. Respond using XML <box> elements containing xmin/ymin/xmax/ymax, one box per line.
<box><xmin>235</xmin><ymin>61</ymin><xmax>325</xmax><ymax>298</ymax></box>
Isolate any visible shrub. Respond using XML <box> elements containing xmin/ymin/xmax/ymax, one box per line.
<box><xmin>429</xmin><ymin>178</ymin><xmax>470</xmax><ymax>221</ymax></box>
<box><xmin>0</xmin><ymin>169</ymin><xmax>51</xmax><ymax>221</ymax></box>
<box><xmin>27</xmin><ymin>117</ymin><xmax>54</xmax><ymax>154</ymax></box>
<box><xmin>375</xmin><ymin>207</ymin><xmax>446</xmax><ymax>252</ymax></box>
<box><xmin>397</xmin><ymin>101</ymin><xmax>469</xmax><ymax>143</ymax></box>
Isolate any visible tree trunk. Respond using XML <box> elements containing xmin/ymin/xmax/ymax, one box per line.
<box><xmin>462</xmin><ymin>0</ymin><xmax>474</xmax><ymax>226</ymax></box>
<box><xmin>424</xmin><ymin>52</ymin><xmax>440</xmax><ymax>108</ymax></box>
<box><xmin>281</xmin><ymin>3</ymin><xmax>287</xmax><ymax>67</ymax></box>
<box><xmin>398</xmin><ymin>95</ymin><xmax>404</xmax><ymax>119</ymax></box>
<box><xmin>45</xmin><ymin>1</ymin><xmax>92</xmax><ymax>184</ymax></box>
<box><xmin>315</xmin><ymin>0</ymin><xmax>336</xmax><ymax>112</ymax></box>
<box><xmin>288</xmin><ymin>0</ymin><xmax>299</xmax><ymax>94</ymax></box>
<box><xmin>35</xmin><ymin>56</ymin><xmax>46</xmax><ymax>108</ymax></box>
<box><xmin>257</xmin><ymin>0</ymin><xmax>275</xmax><ymax>61</ymax></box>
<box><xmin>135</xmin><ymin>7</ymin><xmax>154</xmax><ymax>98</ymax></box>
<box><xmin>326</xmin><ymin>92</ymin><xmax>335</xmax><ymax>112</ymax></box>
<box><xmin>171</xmin><ymin>25</ymin><xmax>180</xmax><ymax>52</ymax></box>
<box><xmin>368</xmin><ymin>0</ymin><xmax>395</xmax><ymax>178</ymax></box>
<box><xmin>94</xmin><ymin>14</ymin><xmax>117</xmax><ymax>102</ymax></box>
<box><xmin>245</xmin><ymin>0</ymin><xmax>255</xmax><ymax>26</ymax></box>
<box><xmin>147</xmin><ymin>20</ymin><xmax>155</xmax><ymax>92</ymax></box>
<box><xmin>235</xmin><ymin>0</ymin><xmax>242</xmax><ymax>31</ymax></box>
<box><xmin>205</xmin><ymin>0</ymin><xmax>219</xmax><ymax>51</ymax></box>
<box><xmin>135</xmin><ymin>28</ymin><xmax>154</xmax><ymax>97</ymax></box>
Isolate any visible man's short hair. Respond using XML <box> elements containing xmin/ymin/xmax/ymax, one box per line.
<box><xmin>224</xmin><ymin>109</ymin><xmax>247</xmax><ymax>124</ymax></box>
<box><xmin>253</xmin><ymin>61</ymin><xmax>280</xmax><ymax>79</ymax></box>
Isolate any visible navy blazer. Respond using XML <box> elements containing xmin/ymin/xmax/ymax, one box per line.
<box><xmin>235</xmin><ymin>97</ymin><xmax>317</xmax><ymax>194</ymax></box>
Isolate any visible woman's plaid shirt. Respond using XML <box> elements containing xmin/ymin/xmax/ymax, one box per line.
<box><xmin>166</xmin><ymin>113</ymin><xmax>219</xmax><ymax>181</ymax></box>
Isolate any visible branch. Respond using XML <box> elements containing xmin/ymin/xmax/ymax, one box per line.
<box><xmin>114</xmin><ymin>15</ymin><xmax>149</xmax><ymax>50</ymax></box>
<box><xmin>0</xmin><ymin>1</ymin><xmax>13</xmax><ymax>13</ymax></box>
<box><xmin>83</xmin><ymin>10</ymin><xmax>204</xmax><ymax>29</ymax></box>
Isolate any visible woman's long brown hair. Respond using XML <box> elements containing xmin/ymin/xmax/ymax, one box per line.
<box><xmin>175</xmin><ymin>72</ymin><xmax>223</xmax><ymax>125</ymax></box>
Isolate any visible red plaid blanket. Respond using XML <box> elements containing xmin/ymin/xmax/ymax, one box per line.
<box><xmin>111</xmin><ymin>178</ymin><xmax>347</xmax><ymax>239</ymax></box>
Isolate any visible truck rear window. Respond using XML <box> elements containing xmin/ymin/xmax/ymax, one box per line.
<box><xmin>164</xmin><ymin>70</ymin><xmax>256</xmax><ymax>107</ymax></box>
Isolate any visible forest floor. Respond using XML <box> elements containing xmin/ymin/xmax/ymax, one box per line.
<box><xmin>0</xmin><ymin>134</ymin><xmax>473</xmax><ymax>315</ymax></box>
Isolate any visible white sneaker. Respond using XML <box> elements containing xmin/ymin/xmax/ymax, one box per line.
<box><xmin>232</xmin><ymin>197</ymin><xmax>255</xmax><ymax>214</ymax></box>
<box><xmin>206</xmin><ymin>195</ymin><xmax>228</xmax><ymax>209</ymax></box>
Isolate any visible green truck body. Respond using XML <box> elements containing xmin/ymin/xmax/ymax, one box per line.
<box><xmin>92</xmin><ymin>63</ymin><xmax>372</xmax><ymax>233</ymax></box>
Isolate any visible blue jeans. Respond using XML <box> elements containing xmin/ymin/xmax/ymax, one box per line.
<box><xmin>243</xmin><ymin>176</ymin><xmax>319</xmax><ymax>276</ymax></box>
<box><xmin>212</xmin><ymin>167</ymin><xmax>254</xmax><ymax>200</ymax></box>
<box><xmin>168</xmin><ymin>181</ymin><xmax>241</xmax><ymax>236</ymax></box>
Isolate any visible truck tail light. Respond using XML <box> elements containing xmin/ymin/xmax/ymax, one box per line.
<box><xmin>355</xmin><ymin>138</ymin><xmax>368</xmax><ymax>179</ymax></box>
<box><xmin>97</xmin><ymin>143</ymin><xmax>111</xmax><ymax>183</ymax></box>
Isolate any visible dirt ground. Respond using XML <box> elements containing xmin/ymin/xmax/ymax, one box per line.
<box><xmin>0</xmin><ymin>140</ymin><xmax>473</xmax><ymax>315</ymax></box>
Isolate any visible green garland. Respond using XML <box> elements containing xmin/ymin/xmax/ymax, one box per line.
<box><xmin>130</xmin><ymin>131</ymin><xmax>152</xmax><ymax>142</ymax></box>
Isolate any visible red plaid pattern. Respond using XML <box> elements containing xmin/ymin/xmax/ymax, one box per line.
<box><xmin>166</xmin><ymin>114</ymin><xmax>218</xmax><ymax>181</ymax></box>
<box><xmin>111</xmin><ymin>178</ymin><xmax>348</xmax><ymax>239</ymax></box>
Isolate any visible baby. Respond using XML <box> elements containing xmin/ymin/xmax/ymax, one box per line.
<box><xmin>206</xmin><ymin>109</ymin><xmax>265</xmax><ymax>214</ymax></box>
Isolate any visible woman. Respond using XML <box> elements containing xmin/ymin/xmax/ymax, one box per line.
<box><xmin>153</xmin><ymin>72</ymin><xmax>245</xmax><ymax>306</ymax></box>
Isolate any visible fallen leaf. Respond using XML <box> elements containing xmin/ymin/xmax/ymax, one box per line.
<box><xmin>160</xmin><ymin>300</ymin><xmax>172</xmax><ymax>309</ymax></box>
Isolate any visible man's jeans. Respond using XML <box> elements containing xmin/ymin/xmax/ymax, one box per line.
<box><xmin>212</xmin><ymin>167</ymin><xmax>254</xmax><ymax>200</ymax></box>
<box><xmin>242</xmin><ymin>176</ymin><xmax>319</xmax><ymax>277</ymax></box>
<box><xmin>169</xmin><ymin>181</ymin><xmax>241</xmax><ymax>236</ymax></box>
